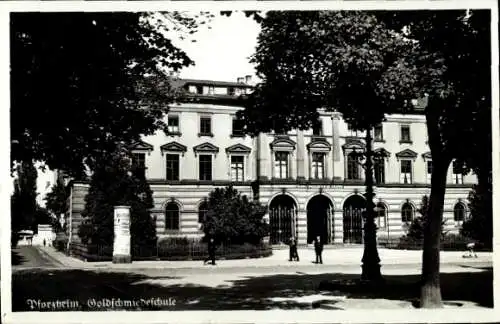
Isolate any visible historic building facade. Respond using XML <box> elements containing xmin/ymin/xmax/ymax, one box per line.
<box><xmin>66</xmin><ymin>78</ymin><xmax>476</xmax><ymax>246</ymax></box>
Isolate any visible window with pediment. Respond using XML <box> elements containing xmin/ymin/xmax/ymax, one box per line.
<box><xmin>161</xmin><ymin>142</ymin><xmax>187</xmax><ymax>181</ymax></box>
<box><xmin>226</xmin><ymin>144</ymin><xmax>251</xmax><ymax>182</ymax></box>
<box><xmin>396</xmin><ymin>149</ymin><xmax>417</xmax><ymax>184</ymax></box>
<box><xmin>307</xmin><ymin>137</ymin><xmax>331</xmax><ymax>180</ymax></box>
<box><xmin>270</xmin><ymin>136</ymin><xmax>296</xmax><ymax>180</ymax></box>
<box><xmin>194</xmin><ymin>142</ymin><xmax>219</xmax><ymax>181</ymax></box>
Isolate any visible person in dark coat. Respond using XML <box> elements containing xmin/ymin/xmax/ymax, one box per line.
<box><xmin>289</xmin><ymin>236</ymin><xmax>299</xmax><ymax>261</ymax></box>
<box><xmin>204</xmin><ymin>236</ymin><xmax>216</xmax><ymax>265</ymax></box>
<box><xmin>314</xmin><ymin>236</ymin><xmax>323</xmax><ymax>264</ymax></box>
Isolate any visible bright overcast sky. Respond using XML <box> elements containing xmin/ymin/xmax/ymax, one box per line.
<box><xmin>170</xmin><ymin>12</ymin><xmax>262</xmax><ymax>82</ymax></box>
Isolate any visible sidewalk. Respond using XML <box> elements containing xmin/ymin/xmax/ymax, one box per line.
<box><xmin>35</xmin><ymin>246</ymin><xmax>493</xmax><ymax>271</ymax></box>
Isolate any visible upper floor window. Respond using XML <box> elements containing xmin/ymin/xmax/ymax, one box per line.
<box><xmin>426</xmin><ymin>160</ymin><xmax>433</xmax><ymax>183</ymax></box>
<box><xmin>165</xmin><ymin>202</ymin><xmax>180</xmax><ymax>231</ymax></box>
<box><xmin>200</xmin><ymin>117</ymin><xmax>212</xmax><ymax>136</ymax></box>
<box><xmin>400</xmin><ymin>125</ymin><xmax>411</xmax><ymax>143</ymax></box>
<box><xmin>196</xmin><ymin>85</ymin><xmax>203</xmax><ymax>95</ymax></box>
<box><xmin>166</xmin><ymin>154</ymin><xmax>179</xmax><ymax>181</ymax></box>
<box><xmin>452</xmin><ymin>161</ymin><xmax>464</xmax><ymax>184</ymax></box>
<box><xmin>347</xmin><ymin>152</ymin><xmax>361</xmax><ymax>180</ymax></box>
<box><xmin>199</xmin><ymin>155</ymin><xmax>212</xmax><ymax>181</ymax></box>
<box><xmin>312</xmin><ymin>119</ymin><xmax>323</xmax><ymax>136</ymax></box>
<box><xmin>131</xmin><ymin>153</ymin><xmax>146</xmax><ymax>178</ymax></box>
<box><xmin>228</xmin><ymin>87</ymin><xmax>235</xmax><ymax>96</ymax></box>
<box><xmin>374</xmin><ymin>157</ymin><xmax>385</xmax><ymax>184</ymax></box>
<box><xmin>400</xmin><ymin>160</ymin><xmax>412</xmax><ymax>184</ymax></box>
<box><xmin>374</xmin><ymin>124</ymin><xmax>383</xmax><ymax>141</ymax></box>
<box><xmin>274</xmin><ymin>152</ymin><xmax>289</xmax><ymax>179</ymax></box>
<box><xmin>311</xmin><ymin>152</ymin><xmax>325</xmax><ymax>179</ymax></box>
<box><xmin>347</xmin><ymin>123</ymin><xmax>358</xmax><ymax>137</ymax></box>
<box><xmin>231</xmin><ymin>155</ymin><xmax>245</xmax><ymax>182</ymax></box>
<box><xmin>167</xmin><ymin>115</ymin><xmax>180</xmax><ymax>134</ymax></box>
<box><xmin>232</xmin><ymin>118</ymin><xmax>244</xmax><ymax>137</ymax></box>
<box><xmin>401</xmin><ymin>202</ymin><xmax>414</xmax><ymax>223</ymax></box>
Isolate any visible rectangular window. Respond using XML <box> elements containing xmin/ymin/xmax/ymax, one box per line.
<box><xmin>199</xmin><ymin>155</ymin><xmax>212</xmax><ymax>181</ymax></box>
<box><xmin>347</xmin><ymin>153</ymin><xmax>360</xmax><ymax>180</ymax></box>
<box><xmin>200</xmin><ymin>117</ymin><xmax>212</xmax><ymax>135</ymax></box>
<box><xmin>374</xmin><ymin>124</ymin><xmax>383</xmax><ymax>141</ymax></box>
<box><xmin>232</xmin><ymin>118</ymin><xmax>244</xmax><ymax>136</ymax></box>
<box><xmin>166</xmin><ymin>154</ymin><xmax>179</xmax><ymax>181</ymax></box>
<box><xmin>167</xmin><ymin>115</ymin><xmax>179</xmax><ymax>134</ymax></box>
<box><xmin>311</xmin><ymin>153</ymin><xmax>325</xmax><ymax>179</ymax></box>
<box><xmin>400</xmin><ymin>160</ymin><xmax>412</xmax><ymax>184</ymax></box>
<box><xmin>208</xmin><ymin>86</ymin><xmax>215</xmax><ymax>95</ymax></box>
<box><xmin>131</xmin><ymin>153</ymin><xmax>146</xmax><ymax>178</ymax></box>
<box><xmin>228</xmin><ymin>87</ymin><xmax>235</xmax><ymax>96</ymax></box>
<box><xmin>427</xmin><ymin>160</ymin><xmax>433</xmax><ymax>183</ymax></box>
<box><xmin>347</xmin><ymin>123</ymin><xmax>358</xmax><ymax>137</ymax></box>
<box><xmin>196</xmin><ymin>85</ymin><xmax>203</xmax><ymax>94</ymax></box>
<box><xmin>452</xmin><ymin>161</ymin><xmax>464</xmax><ymax>184</ymax></box>
<box><xmin>274</xmin><ymin>152</ymin><xmax>289</xmax><ymax>179</ymax></box>
<box><xmin>313</xmin><ymin>120</ymin><xmax>323</xmax><ymax>136</ymax></box>
<box><xmin>374</xmin><ymin>158</ymin><xmax>385</xmax><ymax>184</ymax></box>
<box><xmin>400</xmin><ymin>125</ymin><xmax>411</xmax><ymax>142</ymax></box>
<box><xmin>230</xmin><ymin>156</ymin><xmax>244</xmax><ymax>181</ymax></box>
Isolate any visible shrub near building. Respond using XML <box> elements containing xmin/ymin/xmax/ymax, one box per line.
<box><xmin>202</xmin><ymin>186</ymin><xmax>270</xmax><ymax>246</ymax></box>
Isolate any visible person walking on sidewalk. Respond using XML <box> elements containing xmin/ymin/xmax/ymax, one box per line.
<box><xmin>204</xmin><ymin>236</ymin><xmax>216</xmax><ymax>265</ymax></box>
<box><xmin>288</xmin><ymin>236</ymin><xmax>299</xmax><ymax>261</ymax></box>
<box><xmin>314</xmin><ymin>236</ymin><xmax>323</xmax><ymax>264</ymax></box>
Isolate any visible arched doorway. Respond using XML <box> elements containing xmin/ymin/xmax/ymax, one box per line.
<box><xmin>343</xmin><ymin>195</ymin><xmax>366</xmax><ymax>244</ymax></box>
<box><xmin>269</xmin><ymin>195</ymin><xmax>297</xmax><ymax>244</ymax></box>
<box><xmin>307</xmin><ymin>195</ymin><xmax>333</xmax><ymax>244</ymax></box>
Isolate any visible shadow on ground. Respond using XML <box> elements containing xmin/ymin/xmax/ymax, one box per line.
<box><xmin>11</xmin><ymin>250</ymin><xmax>26</xmax><ymax>266</ymax></box>
<box><xmin>12</xmin><ymin>266</ymin><xmax>493</xmax><ymax>311</ymax></box>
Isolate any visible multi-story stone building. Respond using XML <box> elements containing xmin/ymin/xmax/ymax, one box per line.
<box><xmin>66</xmin><ymin>77</ymin><xmax>476</xmax><ymax>246</ymax></box>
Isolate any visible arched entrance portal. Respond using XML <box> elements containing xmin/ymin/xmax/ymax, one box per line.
<box><xmin>343</xmin><ymin>195</ymin><xmax>366</xmax><ymax>244</ymax></box>
<box><xmin>307</xmin><ymin>195</ymin><xmax>333</xmax><ymax>244</ymax></box>
<box><xmin>269</xmin><ymin>195</ymin><xmax>297</xmax><ymax>245</ymax></box>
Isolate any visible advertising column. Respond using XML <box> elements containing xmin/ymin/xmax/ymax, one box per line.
<box><xmin>113</xmin><ymin>206</ymin><xmax>131</xmax><ymax>263</ymax></box>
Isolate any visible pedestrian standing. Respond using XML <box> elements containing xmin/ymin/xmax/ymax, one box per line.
<box><xmin>204</xmin><ymin>236</ymin><xmax>216</xmax><ymax>265</ymax></box>
<box><xmin>288</xmin><ymin>236</ymin><xmax>299</xmax><ymax>261</ymax></box>
<box><xmin>314</xmin><ymin>236</ymin><xmax>323</xmax><ymax>264</ymax></box>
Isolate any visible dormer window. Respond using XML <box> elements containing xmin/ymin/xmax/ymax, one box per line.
<box><xmin>228</xmin><ymin>87</ymin><xmax>235</xmax><ymax>96</ymax></box>
<box><xmin>196</xmin><ymin>85</ymin><xmax>203</xmax><ymax>95</ymax></box>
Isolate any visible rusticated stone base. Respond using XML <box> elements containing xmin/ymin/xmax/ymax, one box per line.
<box><xmin>112</xmin><ymin>254</ymin><xmax>131</xmax><ymax>264</ymax></box>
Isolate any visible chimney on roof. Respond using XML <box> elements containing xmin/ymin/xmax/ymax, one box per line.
<box><xmin>237</xmin><ymin>77</ymin><xmax>244</xmax><ymax>84</ymax></box>
<box><xmin>245</xmin><ymin>75</ymin><xmax>252</xmax><ymax>84</ymax></box>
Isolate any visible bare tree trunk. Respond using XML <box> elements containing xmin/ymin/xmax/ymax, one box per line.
<box><xmin>420</xmin><ymin>158</ymin><xmax>449</xmax><ymax>308</ymax></box>
<box><xmin>361</xmin><ymin>127</ymin><xmax>382</xmax><ymax>282</ymax></box>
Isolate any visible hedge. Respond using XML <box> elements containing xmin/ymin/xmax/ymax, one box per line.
<box><xmin>387</xmin><ymin>234</ymin><xmax>492</xmax><ymax>252</ymax></box>
<box><xmin>69</xmin><ymin>237</ymin><xmax>273</xmax><ymax>262</ymax></box>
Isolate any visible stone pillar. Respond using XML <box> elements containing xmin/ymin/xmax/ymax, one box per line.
<box><xmin>297</xmin><ymin>209</ymin><xmax>308</xmax><ymax>245</ymax></box>
<box><xmin>333</xmin><ymin>207</ymin><xmax>344</xmax><ymax>244</ymax></box>
<box><xmin>113</xmin><ymin>206</ymin><xmax>132</xmax><ymax>263</ymax></box>
<box><xmin>332</xmin><ymin>115</ymin><xmax>341</xmax><ymax>162</ymax></box>
<box><xmin>296</xmin><ymin>130</ymin><xmax>306</xmax><ymax>179</ymax></box>
<box><xmin>258</xmin><ymin>134</ymin><xmax>269</xmax><ymax>180</ymax></box>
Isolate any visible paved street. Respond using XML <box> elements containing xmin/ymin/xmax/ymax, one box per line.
<box><xmin>11</xmin><ymin>246</ymin><xmax>493</xmax><ymax>311</ymax></box>
<box><xmin>12</xmin><ymin>246</ymin><xmax>64</xmax><ymax>269</ymax></box>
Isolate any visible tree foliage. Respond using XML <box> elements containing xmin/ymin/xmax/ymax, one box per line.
<box><xmin>11</xmin><ymin>12</ymin><xmax>204</xmax><ymax>177</ymax></box>
<box><xmin>406</xmin><ymin>196</ymin><xmax>447</xmax><ymax>240</ymax></box>
<box><xmin>461</xmin><ymin>182</ymin><xmax>492</xmax><ymax>248</ymax></box>
<box><xmin>78</xmin><ymin>149</ymin><xmax>156</xmax><ymax>249</ymax></box>
<box><xmin>11</xmin><ymin>161</ymin><xmax>38</xmax><ymax>233</ymax></box>
<box><xmin>202</xmin><ymin>186</ymin><xmax>269</xmax><ymax>245</ymax></box>
<box><xmin>237</xmin><ymin>11</ymin><xmax>420</xmax><ymax>135</ymax></box>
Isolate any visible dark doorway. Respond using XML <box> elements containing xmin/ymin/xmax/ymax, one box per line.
<box><xmin>307</xmin><ymin>195</ymin><xmax>333</xmax><ymax>244</ymax></box>
<box><xmin>269</xmin><ymin>195</ymin><xmax>297</xmax><ymax>245</ymax></box>
<box><xmin>343</xmin><ymin>194</ymin><xmax>366</xmax><ymax>244</ymax></box>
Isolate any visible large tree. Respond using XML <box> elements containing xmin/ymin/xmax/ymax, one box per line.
<box><xmin>78</xmin><ymin>148</ymin><xmax>156</xmax><ymax>250</ymax></box>
<box><xmin>380</xmin><ymin>9</ymin><xmax>491</xmax><ymax>308</ymax></box>
<box><xmin>10</xmin><ymin>12</ymin><xmax>209</xmax><ymax>177</ymax></box>
<box><xmin>238</xmin><ymin>11</ymin><xmax>420</xmax><ymax>281</ymax></box>
<box><xmin>11</xmin><ymin>161</ymin><xmax>38</xmax><ymax>234</ymax></box>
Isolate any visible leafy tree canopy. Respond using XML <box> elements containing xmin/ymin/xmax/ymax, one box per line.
<box><xmin>237</xmin><ymin>11</ymin><xmax>422</xmax><ymax>136</ymax></box>
<box><xmin>203</xmin><ymin>186</ymin><xmax>269</xmax><ymax>245</ymax></box>
<box><xmin>11</xmin><ymin>12</ymin><xmax>210</xmax><ymax>177</ymax></box>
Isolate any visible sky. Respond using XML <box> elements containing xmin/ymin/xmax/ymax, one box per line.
<box><xmin>168</xmin><ymin>12</ymin><xmax>262</xmax><ymax>82</ymax></box>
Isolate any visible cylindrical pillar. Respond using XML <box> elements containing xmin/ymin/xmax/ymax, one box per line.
<box><xmin>113</xmin><ymin>206</ymin><xmax>132</xmax><ymax>263</ymax></box>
